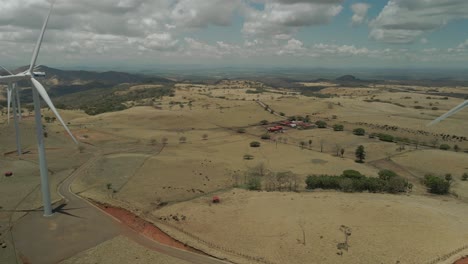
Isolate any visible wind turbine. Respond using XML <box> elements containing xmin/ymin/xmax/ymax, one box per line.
<box><xmin>0</xmin><ymin>2</ymin><xmax>79</xmax><ymax>216</ymax></box>
<box><xmin>428</xmin><ymin>100</ymin><xmax>468</xmax><ymax>126</ymax></box>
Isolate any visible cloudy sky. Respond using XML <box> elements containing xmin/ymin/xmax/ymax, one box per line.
<box><xmin>1</xmin><ymin>0</ymin><xmax>468</xmax><ymax>69</ymax></box>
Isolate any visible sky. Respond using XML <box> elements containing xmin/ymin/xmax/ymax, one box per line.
<box><xmin>1</xmin><ymin>0</ymin><xmax>468</xmax><ymax>70</ymax></box>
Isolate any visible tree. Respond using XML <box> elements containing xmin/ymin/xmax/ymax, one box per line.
<box><xmin>261</xmin><ymin>133</ymin><xmax>271</xmax><ymax>140</ymax></box>
<box><xmin>202</xmin><ymin>134</ymin><xmax>208</xmax><ymax>140</ymax></box>
<box><xmin>462</xmin><ymin>173</ymin><xmax>468</xmax><ymax>181</ymax></box>
<box><xmin>44</xmin><ymin>116</ymin><xmax>51</xmax><ymax>123</ymax></box>
<box><xmin>454</xmin><ymin>145</ymin><xmax>460</xmax><ymax>152</ymax></box>
<box><xmin>260</xmin><ymin>120</ymin><xmax>269</xmax><ymax>125</ymax></box>
<box><xmin>237</xmin><ymin>128</ymin><xmax>246</xmax><ymax>134</ymax></box>
<box><xmin>445</xmin><ymin>174</ymin><xmax>453</xmax><ymax>185</ymax></box>
<box><xmin>250</xmin><ymin>141</ymin><xmax>261</xmax><ymax>147</ymax></box>
<box><xmin>378</xmin><ymin>169</ymin><xmax>398</xmax><ymax>181</ymax></box>
<box><xmin>335</xmin><ymin>144</ymin><xmax>341</xmax><ymax>156</ymax></box>
<box><xmin>161</xmin><ymin>137</ymin><xmax>168</xmax><ymax>145</ymax></box>
<box><xmin>179</xmin><ymin>136</ymin><xmax>187</xmax><ymax>144</ymax></box>
<box><xmin>320</xmin><ymin>139</ymin><xmax>324</xmax><ymax>153</ymax></box>
<box><xmin>424</xmin><ymin>174</ymin><xmax>450</xmax><ymax>195</ymax></box>
<box><xmin>439</xmin><ymin>144</ymin><xmax>451</xmax><ymax>150</ymax></box>
<box><xmin>247</xmin><ymin>177</ymin><xmax>261</xmax><ymax>190</ymax></box>
<box><xmin>340</xmin><ymin>148</ymin><xmax>345</xmax><ymax>158</ymax></box>
<box><xmin>333</xmin><ymin>124</ymin><xmax>344</xmax><ymax>131</ymax></box>
<box><xmin>355</xmin><ymin>145</ymin><xmax>366</xmax><ymax>163</ymax></box>
<box><xmin>353</xmin><ymin>128</ymin><xmax>365</xmax><ymax>136</ymax></box>
<box><xmin>315</xmin><ymin>120</ymin><xmax>327</xmax><ymax>128</ymax></box>
<box><xmin>308</xmin><ymin>139</ymin><xmax>312</xmax><ymax>149</ymax></box>
<box><xmin>300</xmin><ymin>141</ymin><xmax>306</xmax><ymax>150</ymax></box>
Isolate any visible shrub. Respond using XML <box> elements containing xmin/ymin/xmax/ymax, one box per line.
<box><xmin>305</xmin><ymin>175</ymin><xmax>340</xmax><ymax>190</ymax></box>
<box><xmin>250</xmin><ymin>141</ymin><xmax>261</xmax><ymax>147</ymax></box>
<box><xmin>378</xmin><ymin>133</ymin><xmax>394</xmax><ymax>142</ymax></box>
<box><xmin>333</xmin><ymin>124</ymin><xmax>344</xmax><ymax>131</ymax></box>
<box><xmin>315</xmin><ymin>120</ymin><xmax>327</xmax><ymax>128</ymax></box>
<box><xmin>247</xmin><ymin>177</ymin><xmax>261</xmax><ymax>190</ymax></box>
<box><xmin>237</xmin><ymin>128</ymin><xmax>246</xmax><ymax>134</ymax></box>
<box><xmin>378</xmin><ymin>169</ymin><xmax>398</xmax><ymax>181</ymax></box>
<box><xmin>424</xmin><ymin>174</ymin><xmax>450</xmax><ymax>195</ymax></box>
<box><xmin>386</xmin><ymin>177</ymin><xmax>408</xmax><ymax>193</ymax></box>
<box><xmin>243</xmin><ymin>154</ymin><xmax>254</xmax><ymax>160</ymax></box>
<box><xmin>353</xmin><ymin>128</ymin><xmax>365</xmax><ymax>136</ymax></box>
<box><xmin>279</xmin><ymin>112</ymin><xmax>285</xmax><ymax>116</ymax></box>
<box><xmin>342</xmin><ymin>170</ymin><xmax>364</xmax><ymax>180</ymax></box>
<box><xmin>439</xmin><ymin>144</ymin><xmax>451</xmax><ymax>150</ymax></box>
<box><xmin>366</xmin><ymin>178</ymin><xmax>387</xmax><ymax>193</ymax></box>
<box><xmin>261</xmin><ymin>134</ymin><xmax>271</xmax><ymax>140</ymax></box>
<box><xmin>462</xmin><ymin>173</ymin><xmax>468</xmax><ymax>181</ymax></box>
<box><xmin>260</xmin><ymin>120</ymin><xmax>269</xmax><ymax>125</ymax></box>
<box><xmin>339</xmin><ymin>178</ymin><xmax>354</xmax><ymax>192</ymax></box>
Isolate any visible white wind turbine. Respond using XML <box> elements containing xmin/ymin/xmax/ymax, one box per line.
<box><xmin>0</xmin><ymin>1</ymin><xmax>78</xmax><ymax>216</ymax></box>
<box><xmin>428</xmin><ymin>100</ymin><xmax>468</xmax><ymax>126</ymax></box>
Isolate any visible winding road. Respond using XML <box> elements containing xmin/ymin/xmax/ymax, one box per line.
<box><xmin>11</xmin><ymin>149</ymin><xmax>231</xmax><ymax>264</ymax></box>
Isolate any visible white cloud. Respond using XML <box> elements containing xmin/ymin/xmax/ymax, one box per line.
<box><xmin>370</xmin><ymin>0</ymin><xmax>468</xmax><ymax>43</ymax></box>
<box><xmin>243</xmin><ymin>0</ymin><xmax>343</xmax><ymax>38</ymax></box>
<box><xmin>351</xmin><ymin>3</ymin><xmax>370</xmax><ymax>26</ymax></box>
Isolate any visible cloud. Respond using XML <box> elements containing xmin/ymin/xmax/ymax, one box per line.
<box><xmin>243</xmin><ymin>0</ymin><xmax>343</xmax><ymax>38</ymax></box>
<box><xmin>351</xmin><ymin>3</ymin><xmax>370</xmax><ymax>26</ymax></box>
<box><xmin>370</xmin><ymin>0</ymin><xmax>468</xmax><ymax>43</ymax></box>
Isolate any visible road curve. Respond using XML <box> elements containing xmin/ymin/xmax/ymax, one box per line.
<box><xmin>57</xmin><ymin>152</ymin><xmax>231</xmax><ymax>264</ymax></box>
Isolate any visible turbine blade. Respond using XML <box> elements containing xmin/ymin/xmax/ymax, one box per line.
<box><xmin>0</xmin><ymin>66</ymin><xmax>13</xmax><ymax>75</ymax></box>
<box><xmin>31</xmin><ymin>77</ymin><xmax>78</xmax><ymax>144</ymax></box>
<box><xmin>428</xmin><ymin>100</ymin><xmax>468</xmax><ymax>126</ymax></box>
<box><xmin>29</xmin><ymin>2</ymin><xmax>55</xmax><ymax>73</ymax></box>
<box><xmin>7</xmin><ymin>83</ymin><xmax>12</xmax><ymax>124</ymax></box>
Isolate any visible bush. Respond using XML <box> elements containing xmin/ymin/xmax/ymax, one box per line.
<box><xmin>250</xmin><ymin>141</ymin><xmax>261</xmax><ymax>147</ymax></box>
<box><xmin>261</xmin><ymin>134</ymin><xmax>271</xmax><ymax>140</ymax></box>
<box><xmin>237</xmin><ymin>128</ymin><xmax>246</xmax><ymax>134</ymax></box>
<box><xmin>424</xmin><ymin>174</ymin><xmax>450</xmax><ymax>195</ymax></box>
<box><xmin>386</xmin><ymin>177</ymin><xmax>408</xmax><ymax>193</ymax></box>
<box><xmin>333</xmin><ymin>124</ymin><xmax>344</xmax><ymax>131</ymax></box>
<box><xmin>366</xmin><ymin>178</ymin><xmax>387</xmax><ymax>193</ymax></box>
<box><xmin>353</xmin><ymin>128</ymin><xmax>365</xmax><ymax>136</ymax></box>
<box><xmin>279</xmin><ymin>112</ymin><xmax>285</xmax><ymax>116</ymax></box>
<box><xmin>247</xmin><ymin>177</ymin><xmax>261</xmax><ymax>190</ymax></box>
<box><xmin>260</xmin><ymin>120</ymin><xmax>269</xmax><ymax>125</ymax></box>
<box><xmin>378</xmin><ymin>169</ymin><xmax>398</xmax><ymax>181</ymax></box>
<box><xmin>243</xmin><ymin>154</ymin><xmax>254</xmax><ymax>160</ymax></box>
<box><xmin>462</xmin><ymin>173</ymin><xmax>468</xmax><ymax>181</ymax></box>
<box><xmin>439</xmin><ymin>144</ymin><xmax>451</xmax><ymax>150</ymax></box>
<box><xmin>378</xmin><ymin>133</ymin><xmax>394</xmax><ymax>142</ymax></box>
<box><xmin>315</xmin><ymin>120</ymin><xmax>327</xmax><ymax>128</ymax></box>
<box><xmin>342</xmin><ymin>170</ymin><xmax>364</xmax><ymax>180</ymax></box>
<box><xmin>306</xmin><ymin>173</ymin><xmax>409</xmax><ymax>194</ymax></box>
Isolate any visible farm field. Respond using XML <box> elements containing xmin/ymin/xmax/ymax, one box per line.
<box><xmin>1</xmin><ymin>79</ymin><xmax>468</xmax><ymax>264</ymax></box>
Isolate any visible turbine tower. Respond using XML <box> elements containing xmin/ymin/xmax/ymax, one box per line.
<box><xmin>0</xmin><ymin>2</ymin><xmax>78</xmax><ymax>216</ymax></box>
<box><xmin>428</xmin><ymin>100</ymin><xmax>468</xmax><ymax>126</ymax></box>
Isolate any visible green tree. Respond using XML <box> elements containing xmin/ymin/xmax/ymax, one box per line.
<box><xmin>378</xmin><ymin>169</ymin><xmax>398</xmax><ymax>181</ymax></box>
<box><xmin>333</xmin><ymin>124</ymin><xmax>344</xmax><ymax>131</ymax></box>
<box><xmin>315</xmin><ymin>120</ymin><xmax>327</xmax><ymax>128</ymax></box>
<box><xmin>340</xmin><ymin>148</ymin><xmax>345</xmax><ymax>158</ymax></box>
<box><xmin>353</xmin><ymin>128</ymin><xmax>365</xmax><ymax>136</ymax></box>
<box><xmin>462</xmin><ymin>173</ymin><xmax>468</xmax><ymax>181</ymax></box>
<box><xmin>439</xmin><ymin>144</ymin><xmax>451</xmax><ymax>150</ymax></box>
<box><xmin>424</xmin><ymin>174</ymin><xmax>450</xmax><ymax>195</ymax></box>
<box><xmin>355</xmin><ymin>145</ymin><xmax>366</xmax><ymax>163</ymax></box>
<box><xmin>250</xmin><ymin>141</ymin><xmax>261</xmax><ymax>147</ymax></box>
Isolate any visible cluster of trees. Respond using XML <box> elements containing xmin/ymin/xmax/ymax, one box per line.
<box><xmin>423</xmin><ymin>174</ymin><xmax>452</xmax><ymax>195</ymax></box>
<box><xmin>306</xmin><ymin>169</ymin><xmax>411</xmax><ymax>194</ymax></box>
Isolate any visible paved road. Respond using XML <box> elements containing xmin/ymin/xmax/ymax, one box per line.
<box><xmin>12</xmin><ymin>152</ymin><xmax>231</xmax><ymax>264</ymax></box>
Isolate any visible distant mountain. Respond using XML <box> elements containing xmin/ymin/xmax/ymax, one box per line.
<box><xmin>13</xmin><ymin>65</ymin><xmax>174</xmax><ymax>87</ymax></box>
<box><xmin>336</xmin><ymin>75</ymin><xmax>359</xmax><ymax>82</ymax></box>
